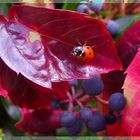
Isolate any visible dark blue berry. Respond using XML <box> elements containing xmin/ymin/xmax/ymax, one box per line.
<box><xmin>105</xmin><ymin>113</ymin><xmax>117</xmax><ymax>125</ymax></box>
<box><xmin>87</xmin><ymin>112</ymin><xmax>106</xmax><ymax>132</ymax></box>
<box><xmin>66</xmin><ymin>117</ymin><xmax>83</xmax><ymax>135</ymax></box>
<box><xmin>107</xmin><ymin>20</ymin><xmax>120</xmax><ymax>35</ymax></box>
<box><xmin>82</xmin><ymin>75</ymin><xmax>104</xmax><ymax>96</ymax></box>
<box><xmin>88</xmin><ymin>1</ymin><xmax>103</xmax><ymax>13</ymax></box>
<box><xmin>69</xmin><ymin>80</ymin><xmax>78</xmax><ymax>87</ymax></box>
<box><xmin>60</xmin><ymin>111</ymin><xmax>76</xmax><ymax>127</ymax></box>
<box><xmin>51</xmin><ymin>99</ymin><xmax>60</xmax><ymax>109</ymax></box>
<box><xmin>109</xmin><ymin>92</ymin><xmax>126</xmax><ymax>111</ymax></box>
<box><xmin>77</xmin><ymin>3</ymin><xmax>88</xmax><ymax>13</ymax></box>
<box><xmin>80</xmin><ymin>107</ymin><xmax>93</xmax><ymax>122</ymax></box>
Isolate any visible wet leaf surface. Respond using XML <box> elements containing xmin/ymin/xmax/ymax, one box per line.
<box><xmin>3</xmin><ymin>5</ymin><xmax>122</xmax><ymax>88</ymax></box>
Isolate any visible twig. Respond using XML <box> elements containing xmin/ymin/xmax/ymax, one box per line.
<box><xmin>67</xmin><ymin>92</ymin><xmax>74</xmax><ymax>111</ymax></box>
<box><xmin>103</xmin><ymin>7</ymin><xmax>118</xmax><ymax>23</ymax></box>
<box><xmin>95</xmin><ymin>96</ymin><xmax>109</xmax><ymax>105</ymax></box>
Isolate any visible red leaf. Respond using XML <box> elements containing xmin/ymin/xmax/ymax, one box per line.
<box><xmin>5</xmin><ymin>5</ymin><xmax>121</xmax><ymax>88</ymax></box>
<box><xmin>106</xmin><ymin>120</ymin><xmax>126</xmax><ymax>136</ymax></box>
<box><xmin>0</xmin><ymin>84</ymin><xmax>9</xmax><ymax>100</ymax></box>
<box><xmin>102</xmin><ymin>70</ymin><xmax>124</xmax><ymax>96</ymax></box>
<box><xmin>0</xmin><ymin>14</ymin><xmax>7</xmax><ymax>22</ymax></box>
<box><xmin>101</xmin><ymin>71</ymin><xmax>125</xmax><ymax>136</ymax></box>
<box><xmin>122</xmin><ymin>50</ymin><xmax>140</xmax><ymax>136</ymax></box>
<box><xmin>16</xmin><ymin>108</ymin><xmax>63</xmax><ymax>133</ymax></box>
<box><xmin>0</xmin><ymin>59</ymin><xmax>69</xmax><ymax>109</ymax></box>
<box><xmin>101</xmin><ymin>71</ymin><xmax>125</xmax><ymax>115</ymax></box>
<box><xmin>117</xmin><ymin>20</ymin><xmax>140</xmax><ymax>69</ymax></box>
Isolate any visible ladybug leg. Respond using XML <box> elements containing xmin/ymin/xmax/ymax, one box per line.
<box><xmin>91</xmin><ymin>45</ymin><xmax>96</xmax><ymax>48</ymax></box>
<box><xmin>77</xmin><ymin>39</ymin><xmax>82</xmax><ymax>45</ymax></box>
<box><xmin>83</xmin><ymin>40</ymin><xmax>88</xmax><ymax>46</ymax></box>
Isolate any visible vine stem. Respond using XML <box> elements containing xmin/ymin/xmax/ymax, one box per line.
<box><xmin>75</xmin><ymin>99</ymin><xmax>84</xmax><ymax>108</ymax></box>
<box><xmin>96</xmin><ymin>130</ymin><xmax>107</xmax><ymax>136</ymax></box>
<box><xmin>121</xmin><ymin>2</ymin><xmax>126</xmax><ymax>16</ymax></box>
<box><xmin>67</xmin><ymin>92</ymin><xmax>74</xmax><ymax>111</ymax></box>
<box><xmin>79</xmin><ymin>95</ymin><xmax>92</xmax><ymax>105</ymax></box>
<box><xmin>79</xmin><ymin>94</ymin><xmax>109</xmax><ymax>106</ymax></box>
<box><xmin>71</xmin><ymin>86</ymin><xmax>85</xmax><ymax>108</ymax></box>
<box><xmin>91</xmin><ymin>108</ymin><xmax>98</xmax><ymax>112</ymax></box>
<box><xmin>103</xmin><ymin>7</ymin><xmax>118</xmax><ymax>23</ymax></box>
<box><xmin>71</xmin><ymin>86</ymin><xmax>76</xmax><ymax>97</ymax></box>
<box><xmin>59</xmin><ymin>99</ymin><xmax>69</xmax><ymax>104</ymax></box>
<box><xmin>59</xmin><ymin>89</ymin><xmax>83</xmax><ymax>105</ymax></box>
<box><xmin>76</xmin><ymin>89</ymin><xmax>84</xmax><ymax>99</ymax></box>
<box><xmin>95</xmin><ymin>96</ymin><xmax>109</xmax><ymax>105</ymax></box>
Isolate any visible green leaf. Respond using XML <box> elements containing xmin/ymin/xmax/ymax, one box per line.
<box><xmin>63</xmin><ymin>0</ymin><xmax>82</xmax><ymax>11</ymax></box>
<box><xmin>118</xmin><ymin>15</ymin><xmax>140</xmax><ymax>33</ymax></box>
<box><xmin>0</xmin><ymin>3</ymin><xmax>11</xmax><ymax>17</ymax></box>
<box><xmin>115</xmin><ymin>14</ymin><xmax>140</xmax><ymax>40</ymax></box>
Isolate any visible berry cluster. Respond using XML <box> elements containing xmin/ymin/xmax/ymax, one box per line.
<box><xmin>77</xmin><ymin>0</ymin><xmax>104</xmax><ymax>14</ymax></box>
<box><xmin>51</xmin><ymin>75</ymin><xmax>126</xmax><ymax>135</ymax></box>
<box><xmin>77</xmin><ymin>1</ymin><xmax>120</xmax><ymax>36</ymax></box>
<box><xmin>76</xmin><ymin>1</ymin><xmax>134</xmax><ymax>36</ymax></box>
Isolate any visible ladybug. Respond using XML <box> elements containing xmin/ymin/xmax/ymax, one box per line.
<box><xmin>71</xmin><ymin>45</ymin><xmax>94</xmax><ymax>62</ymax></box>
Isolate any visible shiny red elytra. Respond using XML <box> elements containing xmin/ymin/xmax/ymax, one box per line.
<box><xmin>72</xmin><ymin>45</ymin><xmax>94</xmax><ymax>62</ymax></box>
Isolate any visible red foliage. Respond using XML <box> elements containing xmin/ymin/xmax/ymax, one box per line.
<box><xmin>7</xmin><ymin>5</ymin><xmax>121</xmax><ymax>88</ymax></box>
<box><xmin>16</xmin><ymin>108</ymin><xmax>63</xmax><ymax>133</ymax></box>
<box><xmin>106</xmin><ymin>120</ymin><xmax>126</xmax><ymax>136</ymax></box>
<box><xmin>117</xmin><ymin>20</ymin><xmax>140</xmax><ymax>69</ymax></box>
<box><xmin>0</xmin><ymin>14</ymin><xmax>7</xmax><ymax>22</ymax></box>
<box><xmin>0</xmin><ymin>59</ymin><xmax>69</xmax><ymax>109</ymax></box>
<box><xmin>122</xmin><ymin>50</ymin><xmax>140</xmax><ymax>136</ymax></box>
<box><xmin>0</xmin><ymin>6</ymin><xmax>124</xmax><ymax>134</ymax></box>
<box><xmin>0</xmin><ymin>5</ymin><xmax>121</xmax><ymax>109</ymax></box>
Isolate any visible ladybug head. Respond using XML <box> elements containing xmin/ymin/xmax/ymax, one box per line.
<box><xmin>71</xmin><ymin>46</ymin><xmax>83</xmax><ymax>56</ymax></box>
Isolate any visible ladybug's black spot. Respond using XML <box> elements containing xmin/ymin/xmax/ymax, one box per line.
<box><xmin>89</xmin><ymin>53</ymin><xmax>91</xmax><ymax>55</ymax></box>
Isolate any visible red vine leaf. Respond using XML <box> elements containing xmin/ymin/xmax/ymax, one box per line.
<box><xmin>122</xmin><ymin>50</ymin><xmax>140</xmax><ymax>135</ymax></box>
<box><xmin>16</xmin><ymin>109</ymin><xmax>63</xmax><ymax>133</ymax></box>
<box><xmin>0</xmin><ymin>5</ymin><xmax>122</xmax><ymax>89</ymax></box>
<box><xmin>117</xmin><ymin>20</ymin><xmax>140</xmax><ymax>69</ymax></box>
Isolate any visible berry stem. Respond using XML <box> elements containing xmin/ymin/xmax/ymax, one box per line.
<box><xmin>79</xmin><ymin>95</ymin><xmax>91</xmax><ymax>105</ymax></box>
<box><xmin>67</xmin><ymin>92</ymin><xmax>74</xmax><ymax>111</ymax></box>
<box><xmin>75</xmin><ymin>99</ymin><xmax>84</xmax><ymax>108</ymax></box>
<box><xmin>95</xmin><ymin>96</ymin><xmax>109</xmax><ymax>105</ymax></box>
<box><xmin>75</xmin><ymin>89</ymin><xmax>84</xmax><ymax>99</ymax></box>
<box><xmin>59</xmin><ymin>99</ymin><xmax>69</xmax><ymax>104</ymax></box>
<box><xmin>71</xmin><ymin>86</ymin><xmax>84</xmax><ymax>108</ymax></box>
<box><xmin>71</xmin><ymin>86</ymin><xmax>76</xmax><ymax>97</ymax></box>
<box><xmin>87</xmin><ymin>8</ymin><xmax>94</xmax><ymax>15</ymax></box>
<box><xmin>120</xmin><ymin>2</ymin><xmax>126</xmax><ymax>16</ymax></box>
<box><xmin>96</xmin><ymin>129</ymin><xmax>106</xmax><ymax>136</ymax></box>
<box><xmin>117</xmin><ymin>111</ymin><xmax>122</xmax><ymax>123</ymax></box>
<box><xmin>91</xmin><ymin>108</ymin><xmax>98</xmax><ymax>112</ymax></box>
<box><xmin>59</xmin><ymin>89</ymin><xmax>83</xmax><ymax>105</ymax></box>
<box><xmin>103</xmin><ymin>7</ymin><xmax>118</xmax><ymax>23</ymax></box>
